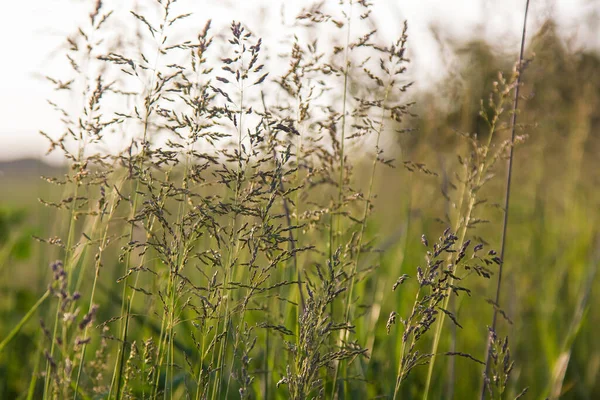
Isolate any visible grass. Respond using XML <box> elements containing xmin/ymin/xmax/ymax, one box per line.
<box><xmin>1</xmin><ymin>0</ymin><xmax>600</xmax><ymax>399</ymax></box>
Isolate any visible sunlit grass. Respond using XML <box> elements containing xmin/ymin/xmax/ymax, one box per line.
<box><xmin>0</xmin><ymin>1</ymin><xmax>599</xmax><ymax>399</ymax></box>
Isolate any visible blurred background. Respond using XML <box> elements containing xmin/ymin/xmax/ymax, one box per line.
<box><xmin>1</xmin><ymin>0</ymin><xmax>599</xmax><ymax>398</ymax></box>
<box><xmin>1</xmin><ymin>0</ymin><xmax>598</xmax><ymax>162</ymax></box>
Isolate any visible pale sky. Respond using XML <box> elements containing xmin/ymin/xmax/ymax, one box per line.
<box><xmin>0</xmin><ymin>0</ymin><xmax>598</xmax><ymax>162</ymax></box>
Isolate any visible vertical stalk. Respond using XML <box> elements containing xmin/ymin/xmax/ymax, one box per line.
<box><xmin>330</xmin><ymin>2</ymin><xmax>353</xmax><ymax>397</ymax></box>
<box><xmin>480</xmin><ymin>1</ymin><xmax>530</xmax><ymax>398</ymax></box>
<box><xmin>74</xmin><ymin>175</ymin><xmax>126</xmax><ymax>397</ymax></box>
<box><xmin>112</xmin><ymin>3</ymin><xmax>175</xmax><ymax>396</ymax></box>
<box><xmin>213</xmin><ymin>35</ymin><xmax>246</xmax><ymax>398</ymax></box>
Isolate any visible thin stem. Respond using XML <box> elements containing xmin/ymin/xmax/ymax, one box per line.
<box><xmin>0</xmin><ymin>290</ymin><xmax>50</xmax><ymax>354</ymax></box>
<box><xmin>214</xmin><ymin>39</ymin><xmax>246</xmax><ymax>399</ymax></box>
<box><xmin>330</xmin><ymin>2</ymin><xmax>353</xmax><ymax>397</ymax></box>
<box><xmin>74</xmin><ymin>174</ymin><xmax>126</xmax><ymax>398</ymax></box>
<box><xmin>260</xmin><ymin>91</ymin><xmax>304</xmax><ymax>311</ymax></box>
<box><xmin>112</xmin><ymin>4</ymin><xmax>174</xmax><ymax>396</ymax></box>
<box><xmin>44</xmin><ymin>142</ymin><xmax>84</xmax><ymax>398</ymax></box>
<box><xmin>480</xmin><ymin>1</ymin><xmax>530</xmax><ymax>398</ymax></box>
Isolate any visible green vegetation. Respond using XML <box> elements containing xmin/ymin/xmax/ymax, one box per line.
<box><xmin>0</xmin><ymin>1</ymin><xmax>599</xmax><ymax>399</ymax></box>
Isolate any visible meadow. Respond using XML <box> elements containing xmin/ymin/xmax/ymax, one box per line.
<box><xmin>0</xmin><ymin>1</ymin><xmax>599</xmax><ymax>399</ymax></box>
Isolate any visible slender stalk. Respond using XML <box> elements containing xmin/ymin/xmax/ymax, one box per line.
<box><xmin>260</xmin><ymin>92</ymin><xmax>304</xmax><ymax>310</ymax></box>
<box><xmin>111</xmin><ymin>4</ymin><xmax>175</xmax><ymax>396</ymax></box>
<box><xmin>330</xmin><ymin>2</ymin><xmax>353</xmax><ymax>396</ymax></box>
<box><xmin>74</xmin><ymin>172</ymin><xmax>127</xmax><ymax>398</ymax></box>
<box><xmin>111</xmin><ymin>122</ymin><xmax>150</xmax><ymax>400</ymax></box>
<box><xmin>213</xmin><ymin>33</ymin><xmax>247</xmax><ymax>398</ymax></box>
<box><xmin>0</xmin><ymin>290</ymin><xmax>50</xmax><ymax>354</ymax></box>
<box><xmin>480</xmin><ymin>1</ymin><xmax>530</xmax><ymax>398</ymax></box>
<box><xmin>44</xmin><ymin>143</ymin><xmax>85</xmax><ymax>399</ymax></box>
<box><xmin>393</xmin><ymin>285</ymin><xmax>422</xmax><ymax>398</ymax></box>
<box><xmin>27</xmin><ymin>340</ymin><xmax>43</xmax><ymax>400</ymax></box>
<box><xmin>337</xmin><ymin>83</ymin><xmax>393</xmax><ymax>398</ymax></box>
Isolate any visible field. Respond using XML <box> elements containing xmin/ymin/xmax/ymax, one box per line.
<box><xmin>1</xmin><ymin>1</ymin><xmax>599</xmax><ymax>399</ymax></box>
